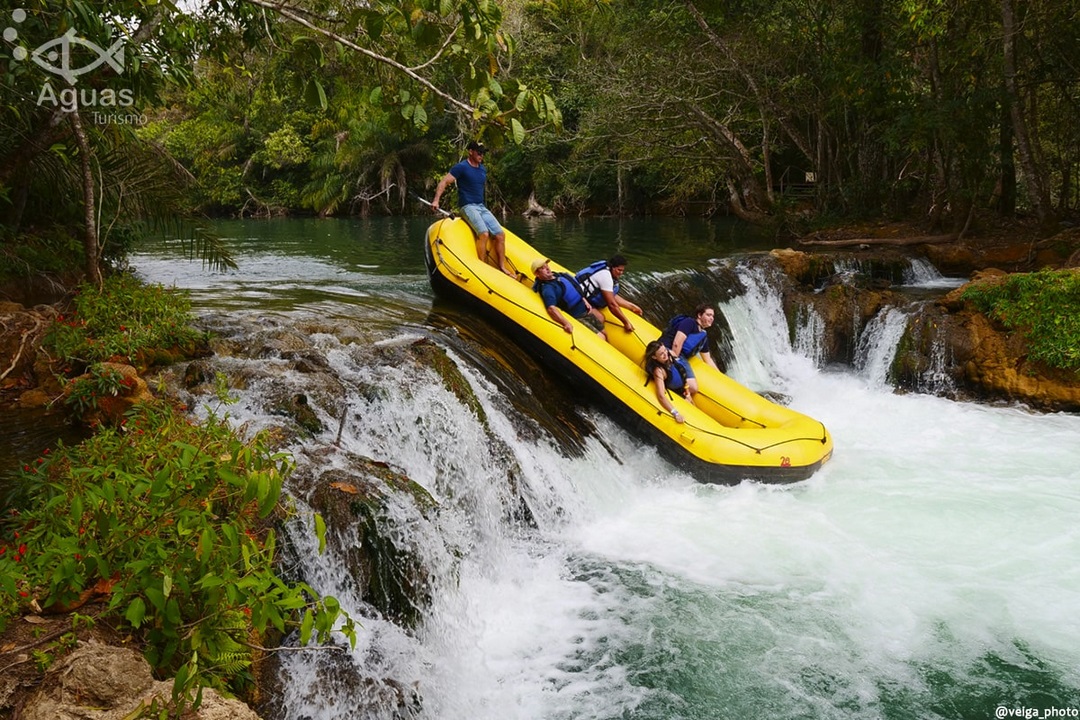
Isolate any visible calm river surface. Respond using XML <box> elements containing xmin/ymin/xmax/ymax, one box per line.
<box><xmin>121</xmin><ymin>216</ymin><xmax>1080</xmax><ymax>719</ymax></box>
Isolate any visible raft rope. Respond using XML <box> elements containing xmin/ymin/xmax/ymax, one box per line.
<box><xmin>432</xmin><ymin>227</ymin><xmax>823</xmax><ymax>454</ymax></box>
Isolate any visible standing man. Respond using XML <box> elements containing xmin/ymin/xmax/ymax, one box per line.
<box><xmin>432</xmin><ymin>140</ymin><xmax>515</xmax><ymax>277</ymax></box>
<box><xmin>576</xmin><ymin>255</ymin><xmax>643</xmax><ymax>334</ymax></box>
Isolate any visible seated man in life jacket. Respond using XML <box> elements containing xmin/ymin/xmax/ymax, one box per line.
<box><xmin>660</xmin><ymin>303</ymin><xmax>720</xmax><ymax>370</ymax></box>
<box><xmin>574</xmin><ymin>255</ymin><xmax>643</xmax><ymax>334</ymax></box>
<box><xmin>643</xmin><ymin>339</ymin><xmax>697</xmax><ymax>423</ymax></box>
<box><xmin>531</xmin><ymin>258</ymin><xmax>608</xmax><ymax>340</ymax></box>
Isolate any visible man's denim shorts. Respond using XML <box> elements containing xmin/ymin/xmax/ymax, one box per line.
<box><xmin>461</xmin><ymin>204</ymin><xmax>503</xmax><ymax>237</ymax></box>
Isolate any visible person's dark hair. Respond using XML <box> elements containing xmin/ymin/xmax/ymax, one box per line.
<box><xmin>644</xmin><ymin>339</ymin><xmax>668</xmax><ymax>381</ymax></box>
<box><xmin>693</xmin><ymin>303</ymin><xmax>712</xmax><ymax>318</ymax></box>
<box><xmin>643</xmin><ymin>339</ymin><xmax>664</xmax><ymax>368</ymax></box>
<box><xmin>608</xmin><ymin>254</ymin><xmax>628</xmax><ymax>268</ymax></box>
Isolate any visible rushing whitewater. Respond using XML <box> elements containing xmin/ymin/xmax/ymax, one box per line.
<box><xmin>132</xmin><ymin>220</ymin><xmax>1080</xmax><ymax>720</ymax></box>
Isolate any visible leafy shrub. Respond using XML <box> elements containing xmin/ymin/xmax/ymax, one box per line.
<box><xmin>44</xmin><ymin>274</ymin><xmax>209</xmax><ymax>366</ymax></box>
<box><xmin>961</xmin><ymin>269</ymin><xmax>1080</xmax><ymax>372</ymax></box>
<box><xmin>0</xmin><ymin>401</ymin><xmax>352</xmax><ymax>700</ymax></box>
<box><xmin>62</xmin><ymin>363</ymin><xmax>127</xmax><ymax>414</ymax></box>
<box><xmin>0</xmin><ymin>228</ymin><xmax>84</xmax><ymax>279</ymax></box>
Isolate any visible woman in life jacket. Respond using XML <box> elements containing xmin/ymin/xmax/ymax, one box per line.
<box><xmin>644</xmin><ymin>339</ymin><xmax>698</xmax><ymax>423</ymax></box>
<box><xmin>660</xmin><ymin>304</ymin><xmax>719</xmax><ymax>370</ymax></box>
<box><xmin>575</xmin><ymin>256</ymin><xmax>643</xmax><ymax>334</ymax></box>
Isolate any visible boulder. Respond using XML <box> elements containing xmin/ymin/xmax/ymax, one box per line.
<box><xmin>20</xmin><ymin>640</ymin><xmax>261</xmax><ymax>720</ymax></box>
<box><xmin>64</xmin><ymin>362</ymin><xmax>154</xmax><ymax>426</ymax></box>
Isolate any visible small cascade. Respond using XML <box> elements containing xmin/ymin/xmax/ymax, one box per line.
<box><xmin>902</xmin><ymin>257</ymin><xmax>965</xmax><ymax>288</ymax></box>
<box><xmin>793</xmin><ymin>303</ymin><xmax>826</xmax><ymax>368</ymax></box>
<box><xmin>716</xmin><ymin>262</ymin><xmax>820</xmax><ymax>391</ymax></box>
<box><xmin>918</xmin><ymin>337</ymin><xmax>958</xmax><ymax>394</ymax></box>
<box><xmin>177</xmin><ymin>315</ymin><xmax>675</xmax><ymax>719</ymax></box>
<box><xmin>854</xmin><ymin>307</ymin><xmax>910</xmax><ymax>388</ymax></box>
<box><xmin>830</xmin><ymin>257</ymin><xmax>872</xmax><ymax>282</ymax></box>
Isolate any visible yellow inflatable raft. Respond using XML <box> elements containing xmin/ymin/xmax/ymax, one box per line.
<box><xmin>424</xmin><ymin>217</ymin><xmax>833</xmax><ymax>484</ymax></box>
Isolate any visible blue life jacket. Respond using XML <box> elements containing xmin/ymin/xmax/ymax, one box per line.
<box><xmin>661</xmin><ymin>314</ymin><xmax>708</xmax><ymax>358</ymax></box>
<box><xmin>645</xmin><ymin>356</ymin><xmax>690</xmax><ymax>392</ymax></box>
<box><xmin>533</xmin><ymin>272</ymin><xmax>589</xmax><ymax>317</ymax></box>
<box><xmin>575</xmin><ymin>260</ymin><xmax>619</xmax><ymax>308</ymax></box>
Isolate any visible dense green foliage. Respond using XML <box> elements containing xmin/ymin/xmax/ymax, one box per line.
<box><xmin>962</xmin><ymin>270</ymin><xmax>1080</xmax><ymax>371</ymax></box>
<box><xmin>4</xmin><ymin>0</ymin><xmax>1077</xmax><ymax>280</ymax></box>
<box><xmin>98</xmin><ymin>0</ymin><xmax>1077</xmax><ymax>229</ymax></box>
<box><xmin>43</xmin><ymin>274</ymin><xmax>208</xmax><ymax>367</ymax></box>
<box><xmin>1</xmin><ymin>0</ymin><xmax>559</xmax><ymax>284</ymax></box>
<box><xmin>0</xmin><ymin>399</ymin><xmax>353</xmax><ymax>699</ymax></box>
<box><xmin>2</xmin><ymin>275</ymin><xmax>352</xmax><ymax>708</ymax></box>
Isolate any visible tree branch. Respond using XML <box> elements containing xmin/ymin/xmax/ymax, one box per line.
<box><xmin>241</xmin><ymin>0</ymin><xmax>478</xmax><ymax>116</ymax></box>
<box><xmin>683</xmin><ymin>1</ymin><xmax>815</xmax><ymax>162</ymax></box>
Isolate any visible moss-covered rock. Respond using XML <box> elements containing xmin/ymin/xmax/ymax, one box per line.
<box><xmin>403</xmin><ymin>338</ymin><xmax>487</xmax><ymax>424</ymax></box>
<box><xmin>304</xmin><ymin>455</ymin><xmax>436</xmax><ymax>630</ymax></box>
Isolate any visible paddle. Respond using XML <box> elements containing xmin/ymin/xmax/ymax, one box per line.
<box><xmin>414</xmin><ymin>194</ymin><xmax>454</xmax><ymax>218</ymax></box>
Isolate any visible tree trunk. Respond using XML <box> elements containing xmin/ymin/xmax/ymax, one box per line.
<box><xmin>1001</xmin><ymin>0</ymin><xmax>1052</xmax><ymax>224</ymax></box>
<box><xmin>761</xmin><ymin>115</ymin><xmax>775</xmax><ymax>204</ymax></box>
<box><xmin>69</xmin><ymin>110</ymin><xmax>101</xmax><ymax>287</ymax></box>
<box><xmin>617</xmin><ymin>163</ymin><xmax>625</xmax><ymax>216</ymax></box>
<box><xmin>997</xmin><ymin>99</ymin><xmax>1017</xmax><ymax>216</ymax></box>
<box><xmin>1059</xmin><ymin>161</ymin><xmax>1071</xmax><ymax>213</ymax></box>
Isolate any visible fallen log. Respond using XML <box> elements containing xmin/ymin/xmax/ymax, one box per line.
<box><xmin>797</xmin><ymin>233</ymin><xmax>958</xmax><ymax>248</ymax></box>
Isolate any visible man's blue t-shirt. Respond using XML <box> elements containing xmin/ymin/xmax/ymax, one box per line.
<box><xmin>663</xmin><ymin>316</ymin><xmax>708</xmax><ymax>357</ymax></box>
<box><xmin>449</xmin><ymin>160</ymin><xmax>487</xmax><ymax>206</ymax></box>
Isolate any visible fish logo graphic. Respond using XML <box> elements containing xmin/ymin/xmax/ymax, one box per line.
<box><xmin>30</xmin><ymin>27</ymin><xmax>125</xmax><ymax>85</ymax></box>
<box><xmin>6</xmin><ymin>9</ymin><xmax>125</xmax><ymax>85</ymax></box>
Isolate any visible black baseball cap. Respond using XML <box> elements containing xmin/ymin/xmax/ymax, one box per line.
<box><xmin>466</xmin><ymin>140</ymin><xmax>487</xmax><ymax>154</ymax></box>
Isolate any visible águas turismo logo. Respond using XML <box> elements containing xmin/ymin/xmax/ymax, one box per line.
<box><xmin>4</xmin><ymin>7</ymin><xmax>144</xmax><ymax>125</ymax></box>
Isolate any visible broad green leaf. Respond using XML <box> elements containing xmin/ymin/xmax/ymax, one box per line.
<box><xmin>304</xmin><ymin>79</ymin><xmax>327</xmax><ymax>111</ymax></box>
<box><xmin>145</xmin><ymin>586</ymin><xmax>165</xmax><ymax>612</ymax></box>
<box><xmin>314</xmin><ymin>513</ymin><xmax>327</xmax><ymax>554</ymax></box>
<box><xmin>125</xmin><ymin>597</ymin><xmax>146</xmax><ymax>628</ymax></box>
<box><xmin>511</xmin><ymin>118</ymin><xmax>525</xmax><ymax>144</ymax></box>
<box><xmin>197</xmin><ymin>573</ymin><xmax>224</xmax><ymax>589</ymax></box>
<box><xmin>366</xmin><ymin>14</ymin><xmax>384</xmax><ymax>40</ymax></box>
<box><xmin>70</xmin><ymin>494</ymin><xmax>83</xmax><ymax>528</ymax></box>
<box><xmin>299</xmin><ymin>608</ymin><xmax>314</xmax><ymax>645</ymax></box>
<box><xmin>198</xmin><ymin>526</ymin><xmax>214</xmax><ymax>559</ymax></box>
<box><xmin>543</xmin><ymin>95</ymin><xmax>557</xmax><ymax>119</ymax></box>
<box><xmin>165</xmin><ymin>598</ymin><xmax>181</xmax><ymax>626</ymax></box>
<box><xmin>257</xmin><ymin>475</ymin><xmax>281</xmax><ymax>518</ymax></box>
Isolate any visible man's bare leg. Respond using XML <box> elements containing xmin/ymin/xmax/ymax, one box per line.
<box><xmin>492</xmin><ymin>232</ymin><xmax>515</xmax><ymax>276</ymax></box>
<box><xmin>475</xmin><ymin>232</ymin><xmax>490</xmax><ymax>265</ymax></box>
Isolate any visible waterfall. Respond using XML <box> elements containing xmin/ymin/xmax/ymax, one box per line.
<box><xmin>244</xmin><ymin>330</ymin><xmax>678</xmax><ymax>719</ymax></box>
<box><xmin>715</xmin><ymin>263</ymin><xmax>821</xmax><ymax>392</ymax></box>
<box><xmin>902</xmin><ymin>257</ymin><xmax>965</xmax><ymax>288</ymax></box>
<box><xmin>854</xmin><ymin>307</ymin><xmax>910</xmax><ymax>388</ymax></box>
<box><xmin>129</xmin><ymin>226</ymin><xmax>1080</xmax><ymax>720</ymax></box>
